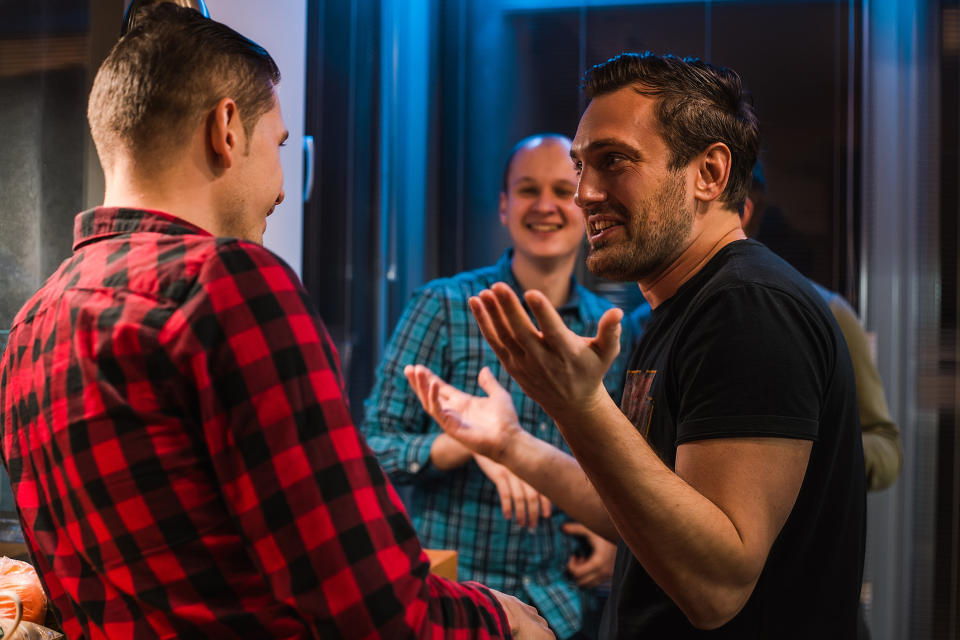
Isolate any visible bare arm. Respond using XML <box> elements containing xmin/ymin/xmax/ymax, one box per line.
<box><xmin>547</xmin><ymin>387</ymin><xmax>809</xmax><ymax>628</ymax></box>
<box><xmin>405</xmin><ymin>365</ymin><xmax>617</xmax><ymax>540</ymax></box>
<box><xmin>467</xmin><ymin>283</ymin><xmax>810</xmax><ymax>629</ymax></box>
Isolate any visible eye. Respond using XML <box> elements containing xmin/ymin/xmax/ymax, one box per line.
<box><xmin>573</xmin><ymin>161</ymin><xmax>583</xmax><ymax>175</ymax></box>
<box><xmin>554</xmin><ymin>187</ymin><xmax>575</xmax><ymax>199</ymax></box>
<box><xmin>517</xmin><ymin>186</ymin><xmax>539</xmax><ymax>197</ymax></box>
<box><xmin>601</xmin><ymin>153</ymin><xmax>626</xmax><ymax>170</ymax></box>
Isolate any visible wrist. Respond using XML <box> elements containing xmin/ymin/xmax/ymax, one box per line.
<box><xmin>497</xmin><ymin>426</ymin><xmax>537</xmax><ymax>471</ymax></box>
<box><xmin>549</xmin><ymin>383</ymin><xmax>613</xmax><ymax>428</ymax></box>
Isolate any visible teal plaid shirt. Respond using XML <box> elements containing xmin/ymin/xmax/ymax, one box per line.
<box><xmin>361</xmin><ymin>250</ymin><xmax>632</xmax><ymax>639</ymax></box>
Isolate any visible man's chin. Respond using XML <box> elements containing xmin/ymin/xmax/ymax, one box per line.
<box><xmin>585</xmin><ymin>250</ymin><xmax>641</xmax><ymax>283</ymax></box>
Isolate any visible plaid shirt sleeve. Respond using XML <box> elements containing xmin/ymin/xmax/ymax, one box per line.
<box><xmin>361</xmin><ymin>287</ymin><xmax>452</xmax><ymax>484</ymax></box>
<box><xmin>168</xmin><ymin>239</ymin><xmax>512</xmax><ymax>638</ymax></box>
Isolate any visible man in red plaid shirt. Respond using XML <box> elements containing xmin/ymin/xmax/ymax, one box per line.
<box><xmin>0</xmin><ymin>4</ymin><xmax>551</xmax><ymax>639</ymax></box>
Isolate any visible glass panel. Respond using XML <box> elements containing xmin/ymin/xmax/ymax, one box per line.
<box><xmin>0</xmin><ymin>1</ymin><xmax>105</xmax><ymax>542</ymax></box>
<box><xmin>503</xmin><ymin>2</ymin><xmax>859</xmax><ymax>304</ymax></box>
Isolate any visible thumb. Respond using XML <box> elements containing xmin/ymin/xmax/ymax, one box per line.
<box><xmin>592</xmin><ymin>308</ymin><xmax>623</xmax><ymax>364</ymax></box>
<box><xmin>477</xmin><ymin>366</ymin><xmax>508</xmax><ymax>399</ymax></box>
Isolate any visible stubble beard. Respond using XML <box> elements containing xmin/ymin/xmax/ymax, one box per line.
<box><xmin>585</xmin><ymin>170</ymin><xmax>693</xmax><ymax>282</ymax></box>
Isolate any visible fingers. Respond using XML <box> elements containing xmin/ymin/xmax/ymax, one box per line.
<box><xmin>523</xmin><ymin>481</ymin><xmax>542</xmax><ymax>531</ymax></box>
<box><xmin>539</xmin><ymin>493</ymin><xmax>552</xmax><ymax>520</ymax></box>
<box><xmin>475</xmin><ymin>455</ymin><xmax>549</xmax><ymax>530</ymax></box>
<box><xmin>491</xmin><ymin>282</ymin><xmax>541</xmax><ymax>337</ymax></box>
<box><xmin>405</xmin><ymin>364</ymin><xmax>458</xmax><ymax>418</ymax></box>
<box><xmin>591</xmin><ymin>307</ymin><xmax>624</xmax><ymax>364</ymax></box>
<box><xmin>523</xmin><ymin>289</ymin><xmax>573</xmax><ymax>344</ymax></box>
<box><xmin>495</xmin><ymin>476</ymin><xmax>514</xmax><ymax>522</ymax></box>
<box><xmin>561</xmin><ymin>521</ymin><xmax>589</xmax><ymax>537</ymax></box>
<box><xmin>509</xmin><ymin>474</ymin><xmax>529</xmax><ymax>528</ymax></box>
<box><xmin>469</xmin><ymin>296</ymin><xmax>508</xmax><ymax>356</ymax></box>
<box><xmin>470</xmin><ymin>284</ymin><xmax>542</xmax><ymax>360</ymax></box>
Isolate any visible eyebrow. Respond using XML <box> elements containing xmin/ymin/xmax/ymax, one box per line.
<box><xmin>512</xmin><ymin>176</ymin><xmax>577</xmax><ymax>187</ymax></box>
<box><xmin>570</xmin><ymin>137</ymin><xmax>642</xmax><ymax>160</ymax></box>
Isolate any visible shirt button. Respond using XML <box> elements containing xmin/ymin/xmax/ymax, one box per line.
<box><xmin>539</xmin><ymin>422</ymin><xmax>548</xmax><ymax>433</ymax></box>
<box><xmin>409</xmin><ymin>462</ymin><xmax>421</xmax><ymax>473</ymax></box>
<box><xmin>522</xmin><ymin>577</ymin><xmax>532</xmax><ymax>585</ymax></box>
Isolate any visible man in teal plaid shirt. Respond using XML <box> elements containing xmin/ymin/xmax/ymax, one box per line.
<box><xmin>361</xmin><ymin>134</ymin><xmax>634</xmax><ymax>639</ymax></box>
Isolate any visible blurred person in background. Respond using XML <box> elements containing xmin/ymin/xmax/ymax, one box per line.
<box><xmin>362</xmin><ymin>134</ymin><xmax>631</xmax><ymax>640</ymax></box>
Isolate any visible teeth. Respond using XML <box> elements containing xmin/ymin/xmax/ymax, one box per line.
<box><xmin>590</xmin><ymin>220</ymin><xmax>621</xmax><ymax>234</ymax></box>
<box><xmin>528</xmin><ymin>223</ymin><xmax>562</xmax><ymax>232</ymax></box>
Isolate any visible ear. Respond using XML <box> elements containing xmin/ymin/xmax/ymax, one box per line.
<box><xmin>499</xmin><ymin>191</ymin><xmax>508</xmax><ymax>226</ymax></box>
<box><xmin>208</xmin><ymin>97</ymin><xmax>243</xmax><ymax>169</ymax></box>
<box><xmin>692</xmin><ymin>142</ymin><xmax>732</xmax><ymax>204</ymax></box>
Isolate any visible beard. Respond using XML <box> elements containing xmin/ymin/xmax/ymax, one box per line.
<box><xmin>585</xmin><ymin>169</ymin><xmax>693</xmax><ymax>282</ymax></box>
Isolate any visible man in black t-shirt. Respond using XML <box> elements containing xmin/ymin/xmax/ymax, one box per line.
<box><xmin>404</xmin><ymin>52</ymin><xmax>866</xmax><ymax>638</ymax></box>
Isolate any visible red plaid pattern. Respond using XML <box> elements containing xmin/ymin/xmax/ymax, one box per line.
<box><xmin>0</xmin><ymin>207</ymin><xmax>511</xmax><ymax>639</ymax></box>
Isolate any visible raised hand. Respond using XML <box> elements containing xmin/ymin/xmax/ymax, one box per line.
<box><xmin>474</xmin><ymin>453</ymin><xmax>551</xmax><ymax>531</ymax></box>
<box><xmin>563</xmin><ymin>521</ymin><xmax>617</xmax><ymax>589</ymax></box>
<box><xmin>488</xmin><ymin>588</ymin><xmax>555</xmax><ymax>639</ymax></box>
<box><xmin>468</xmin><ymin>283</ymin><xmax>623</xmax><ymax>419</ymax></box>
<box><xmin>404</xmin><ymin>364</ymin><xmax>524</xmax><ymax>462</ymax></box>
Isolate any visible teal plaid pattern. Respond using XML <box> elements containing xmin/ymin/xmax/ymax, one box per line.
<box><xmin>361</xmin><ymin>250</ymin><xmax>631</xmax><ymax>639</ymax></box>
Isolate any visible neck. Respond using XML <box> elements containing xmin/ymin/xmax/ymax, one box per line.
<box><xmin>102</xmin><ymin>153</ymin><xmax>220</xmax><ymax>234</ymax></box>
<box><xmin>511</xmin><ymin>251</ymin><xmax>578</xmax><ymax>308</ymax></box>
<box><xmin>639</xmin><ymin>212</ymin><xmax>745</xmax><ymax>309</ymax></box>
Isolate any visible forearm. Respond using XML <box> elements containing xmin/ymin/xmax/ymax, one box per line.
<box><xmin>862</xmin><ymin>429</ymin><xmax>902</xmax><ymax>491</ymax></box>
<box><xmin>547</xmin><ymin>388</ymin><xmax>779</xmax><ymax>628</ymax></box>
<box><xmin>500</xmin><ymin>429</ymin><xmax>617</xmax><ymax>541</ymax></box>
<box><xmin>430</xmin><ymin>433</ymin><xmax>473</xmax><ymax>470</ymax></box>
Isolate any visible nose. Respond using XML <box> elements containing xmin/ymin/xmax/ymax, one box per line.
<box><xmin>574</xmin><ymin>171</ymin><xmax>604</xmax><ymax>209</ymax></box>
<box><xmin>532</xmin><ymin>191</ymin><xmax>558</xmax><ymax>213</ymax></box>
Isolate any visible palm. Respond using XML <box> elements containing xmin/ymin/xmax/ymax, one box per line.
<box><xmin>405</xmin><ymin>364</ymin><xmax>521</xmax><ymax>461</ymax></box>
<box><xmin>468</xmin><ymin>284</ymin><xmax>622</xmax><ymax>416</ymax></box>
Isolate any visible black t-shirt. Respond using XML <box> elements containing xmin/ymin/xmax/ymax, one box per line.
<box><xmin>600</xmin><ymin>240</ymin><xmax>866</xmax><ymax>639</ymax></box>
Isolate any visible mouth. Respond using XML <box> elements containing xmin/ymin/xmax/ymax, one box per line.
<box><xmin>525</xmin><ymin>222</ymin><xmax>563</xmax><ymax>233</ymax></box>
<box><xmin>587</xmin><ymin>215</ymin><xmax>624</xmax><ymax>240</ymax></box>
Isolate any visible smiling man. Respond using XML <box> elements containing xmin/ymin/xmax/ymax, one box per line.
<box><xmin>0</xmin><ymin>5</ymin><xmax>554</xmax><ymax>638</ymax></box>
<box><xmin>404</xmin><ymin>53</ymin><xmax>866</xmax><ymax>639</ymax></box>
<box><xmin>362</xmin><ymin>134</ymin><xmax>630</xmax><ymax>639</ymax></box>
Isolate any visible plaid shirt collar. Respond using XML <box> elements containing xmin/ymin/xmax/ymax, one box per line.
<box><xmin>73</xmin><ymin>207</ymin><xmax>211</xmax><ymax>251</ymax></box>
<box><xmin>495</xmin><ymin>248</ymin><xmax>583</xmax><ymax>315</ymax></box>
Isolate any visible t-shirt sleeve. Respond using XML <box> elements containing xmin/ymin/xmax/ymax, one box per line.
<box><xmin>671</xmin><ymin>284</ymin><xmax>833</xmax><ymax>445</ymax></box>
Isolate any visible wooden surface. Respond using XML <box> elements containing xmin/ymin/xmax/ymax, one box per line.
<box><xmin>0</xmin><ymin>542</ymin><xmax>28</xmax><ymax>561</ymax></box>
<box><xmin>424</xmin><ymin>549</ymin><xmax>457</xmax><ymax>581</ymax></box>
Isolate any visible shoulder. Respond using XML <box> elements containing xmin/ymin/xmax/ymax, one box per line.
<box><xmin>412</xmin><ymin>263</ymin><xmax>501</xmax><ymax>304</ymax></box>
<box><xmin>695</xmin><ymin>241</ymin><xmax>826</xmax><ymax>314</ymax></box>
<box><xmin>185</xmin><ymin>238</ymin><xmax>314</xmax><ymax>320</ymax></box>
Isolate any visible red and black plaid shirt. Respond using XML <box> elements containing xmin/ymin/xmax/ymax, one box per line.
<box><xmin>0</xmin><ymin>207</ymin><xmax>511</xmax><ymax>639</ymax></box>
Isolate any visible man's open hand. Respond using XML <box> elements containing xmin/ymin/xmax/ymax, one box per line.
<box><xmin>468</xmin><ymin>283</ymin><xmax>622</xmax><ymax>419</ymax></box>
<box><xmin>404</xmin><ymin>364</ymin><xmax>524</xmax><ymax>462</ymax></box>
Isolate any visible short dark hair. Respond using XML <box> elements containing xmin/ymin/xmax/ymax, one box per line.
<box><xmin>582</xmin><ymin>52</ymin><xmax>759</xmax><ymax>212</ymax></box>
<box><xmin>501</xmin><ymin>133</ymin><xmax>572</xmax><ymax>192</ymax></box>
<box><xmin>88</xmin><ymin>3</ymin><xmax>280</xmax><ymax>169</ymax></box>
